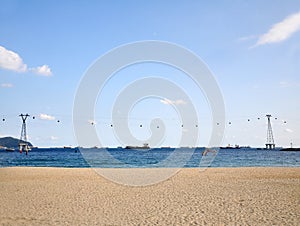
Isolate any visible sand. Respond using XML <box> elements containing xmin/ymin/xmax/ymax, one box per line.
<box><xmin>0</xmin><ymin>167</ymin><xmax>299</xmax><ymax>225</ymax></box>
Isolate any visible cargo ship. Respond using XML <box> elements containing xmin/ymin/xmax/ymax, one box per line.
<box><xmin>125</xmin><ymin>143</ymin><xmax>150</xmax><ymax>149</ymax></box>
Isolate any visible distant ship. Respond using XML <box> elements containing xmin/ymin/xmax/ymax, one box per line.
<box><xmin>125</xmin><ymin>143</ymin><xmax>150</xmax><ymax>150</ymax></box>
<box><xmin>220</xmin><ymin>144</ymin><xmax>240</xmax><ymax>149</ymax></box>
<box><xmin>0</xmin><ymin>146</ymin><xmax>15</xmax><ymax>152</ymax></box>
<box><xmin>5</xmin><ymin>148</ymin><xmax>15</xmax><ymax>152</ymax></box>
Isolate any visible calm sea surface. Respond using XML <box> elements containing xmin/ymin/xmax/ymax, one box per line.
<box><xmin>0</xmin><ymin>147</ymin><xmax>299</xmax><ymax>168</ymax></box>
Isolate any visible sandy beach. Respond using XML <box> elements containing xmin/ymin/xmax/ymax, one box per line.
<box><xmin>0</xmin><ymin>167</ymin><xmax>299</xmax><ymax>225</ymax></box>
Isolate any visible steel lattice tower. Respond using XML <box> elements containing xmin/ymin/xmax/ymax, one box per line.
<box><xmin>19</xmin><ymin>113</ymin><xmax>30</xmax><ymax>154</ymax></box>
<box><xmin>265</xmin><ymin>114</ymin><xmax>275</xmax><ymax>149</ymax></box>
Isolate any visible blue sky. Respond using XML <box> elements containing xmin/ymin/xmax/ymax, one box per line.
<box><xmin>0</xmin><ymin>0</ymin><xmax>299</xmax><ymax>148</ymax></box>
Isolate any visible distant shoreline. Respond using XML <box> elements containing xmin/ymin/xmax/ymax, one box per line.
<box><xmin>2</xmin><ymin>146</ymin><xmax>299</xmax><ymax>150</ymax></box>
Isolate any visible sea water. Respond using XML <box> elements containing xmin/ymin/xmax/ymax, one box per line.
<box><xmin>0</xmin><ymin>147</ymin><xmax>299</xmax><ymax>168</ymax></box>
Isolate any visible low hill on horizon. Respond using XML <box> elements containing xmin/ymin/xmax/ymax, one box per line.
<box><xmin>0</xmin><ymin>137</ymin><xmax>33</xmax><ymax>148</ymax></box>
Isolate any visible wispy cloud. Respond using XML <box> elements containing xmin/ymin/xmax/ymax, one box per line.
<box><xmin>285</xmin><ymin>128</ymin><xmax>293</xmax><ymax>133</ymax></box>
<box><xmin>160</xmin><ymin>98</ymin><xmax>187</xmax><ymax>105</ymax></box>
<box><xmin>182</xmin><ymin>128</ymin><xmax>188</xmax><ymax>133</ymax></box>
<box><xmin>253</xmin><ymin>11</ymin><xmax>300</xmax><ymax>47</ymax></box>
<box><xmin>237</xmin><ymin>35</ymin><xmax>258</xmax><ymax>42</ymax></box>
<box><xmin>50</xmin><ymin>136</ymin><xmax>59</xmax><ymax>140</ymax></box>
<box><xmin>39</xmin><ymin>113</ymin><xmax>55</xmax><ymax>120</ymax></box>
<box><xmin>0</xmin><ymin>45</ymin><xmax>52</xmax><ymax>76</ymax></box>
<box><xmin>279</xmin><ymin>81</ymin><xmax>300</xmax><ymax>88</ymax></box>
<box><xmin>1</xmin><ymin>83</ymin><xmax>13</xmax><ymax>88</ymax></box>
<box><xmin>88</xmin><ymin>119</ymin><xmax>96</xmax><ymax>125</ymax></box>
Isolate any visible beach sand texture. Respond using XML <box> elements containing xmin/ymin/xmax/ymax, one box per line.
<box><xmin>0</xmin><ymin>167</ymin><xmax>299</xmax><ymax>225</ymax></box>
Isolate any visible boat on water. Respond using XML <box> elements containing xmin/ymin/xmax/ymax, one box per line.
<box><xmin>125</xmin><ymin>143</ymin><xmax>150</xmax><ymax>150</ymax></box>
<box><xmin>5</xmin><ymin>147</ymin><xmax>15</xmax><ymax>152</ymax></box>
<box><xmin>0</xmin><ymin>146</ymin><xmax>15</xmax><ymax>152</ymax></box>
<box><xmin>220</xmin><ymin>144</ymin><xmax>240</xmax><ymax>149</ymax></box>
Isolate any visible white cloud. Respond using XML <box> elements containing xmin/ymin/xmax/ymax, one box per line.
<box><xmin>39</xmin><ymin>113</ymin><xmax>55</xmax><ymax>120</ymax></box>
<box><xmin>160</xmin><ymin>98</ymin><xmax>187</xmax><ymax>105</ymax></box>
<box><xmin>50</xmin><ymin>136</ymin><xmax>59</xmax><ymax>140</ymax></box>
<box><xmin>30</xmin><ymin>65</ymin><xmax>52</xmax><ymax>76</ymax></box>
<box><xmin>254</xmin><ymin>11</ymin><xmax>300</xmax><ymax>47</ymax></box>
<box><xmin>1</xmin><ymin>83</ymin><xmax>13</xmax><ymax>88</ymax></box>
<box><xmin>0</xmin><ymin>45</ymin><xmax>52</xmax><ymax>75</ymax></box>
<box><xmin>285</xmin><ymin>128</ymin><xmax>293</xmax><ymax>133</ymax></box>
<box><xmin>0</xmin><ymin>46</ymin><xmax>27</xmax><ymax>72</ymax></box>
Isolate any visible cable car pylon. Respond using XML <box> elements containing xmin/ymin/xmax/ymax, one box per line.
<box><xmin>265</xmin><ymin>114</ymin><xmax>275</xmax><ymax>149</ymax></box>
<box><xmin>19</xmin><ymin>114</ymin><xmax>31</xmax><ymax>155</ymax></box>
